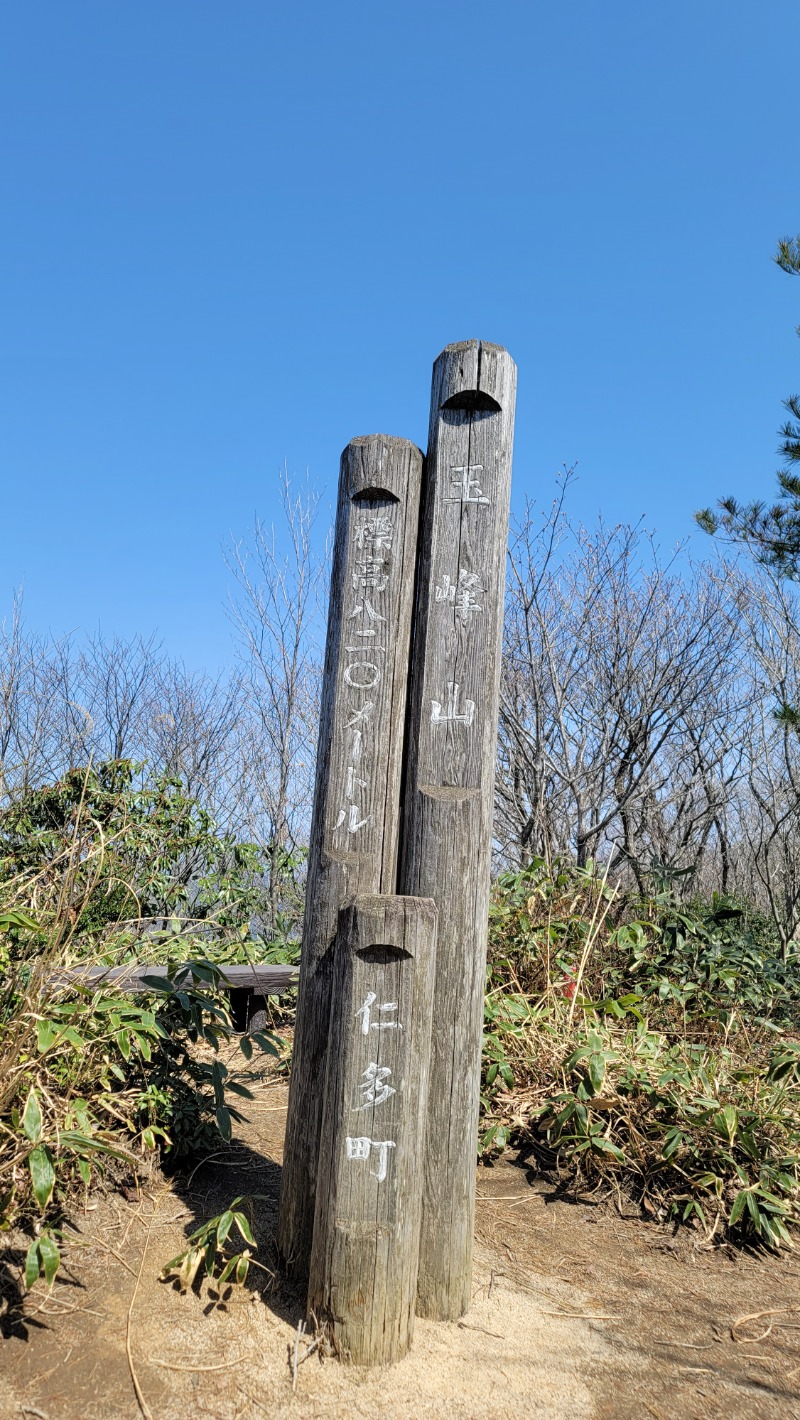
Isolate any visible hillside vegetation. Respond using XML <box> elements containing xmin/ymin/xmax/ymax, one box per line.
<box><xmin>482</xmin><ymin>857</ymin><xmax>800</xmax><ymax>1248</ymax></box>
<box><xmin>2</xmin><ymin>762</ymin><xmax>798</xmax><ymax>1320</ymax></box>
<box><xmin>4</xmin><ymin>480</ymin><xmax>800</xmax><ymax>1304</ymax></box>
<box><xmin>0</xmin><ymin>762</ymin><xmax>293</xmax><ymax>1293</ymax></box>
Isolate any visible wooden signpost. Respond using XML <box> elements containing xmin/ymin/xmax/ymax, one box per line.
<box><xmin>278</xmin><ymin>342</ymin><xmax>516</xmax><ymax>1362</ymax></box>
<box><xmin>278</xmin><ymin>435</ymin><xmax>423</xmax><ymax>1279</ymax></box>
<box><xmin>400</xmin><ymin>342</ymin><xmax>516</xmax><ymax>1320</ymax></box>
<box><xmin>308</xmin><ymin>895</ymin><xmax>436</xmax><ymax>1365</ymax></box>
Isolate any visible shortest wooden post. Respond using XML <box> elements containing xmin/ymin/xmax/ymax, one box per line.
<box><xmin>308</xmin><ymin>895</ymin><xmax>437</xmax><ymax>1366</ymax></box>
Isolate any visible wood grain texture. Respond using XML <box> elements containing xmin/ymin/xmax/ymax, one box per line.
<box><xmin>398</xmin><ymin>340</ymin><xmax>516</xmax><ymax>1321</ymax></box>
<box><xmin>278</xmin><ymin>435</ymin><xmax>423</xmax><ymax>1278</ymax></box>
<box><xmin>308</xmin><ymin>894</ymin><xmax>437</xmax><ymax>1366</ymax></box>
<box><xmin>45</xmin><ymin>963</ymin><xmax>298</xmax><ymax>994</ymax></box>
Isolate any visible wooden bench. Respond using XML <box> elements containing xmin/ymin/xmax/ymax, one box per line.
<box><xmin>47</xmin><ymin>961</ymin><xmax>299</xmax><ymax>1031</ymax></box>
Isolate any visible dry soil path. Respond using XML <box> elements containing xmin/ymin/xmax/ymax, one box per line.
<box><xmin>2</xmin><ymin>1056</ymin><xmax>799</xmax><ymax>1419</ymax></box>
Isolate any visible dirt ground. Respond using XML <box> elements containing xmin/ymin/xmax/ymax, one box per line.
<box><xmin>2</xmin><ymin>1051</ymin><xmax>800</xmax><ymax>1420</ymax></box>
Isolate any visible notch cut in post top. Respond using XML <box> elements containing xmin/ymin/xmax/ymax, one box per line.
<box><xmin>341</xmin><ymin>434</ymin><xmax>424</xmax><ymax>503</ymax></box>
<box><xmin>432</xmin><ymin>340</ymin><xmax>517</xmax><ymax>417</ymax></box>
<box><xmin>338</xmin><ymin>894</ymin><xmax>437</xmax><ymax>963</ymax></box>
<box><xmin>357</xmin><ymin>943</ymin><xmax>411</xmax><ymax>964</ymax></box>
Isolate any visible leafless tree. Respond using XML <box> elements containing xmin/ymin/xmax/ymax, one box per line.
<box><xmin>0</xmin><ymin>609</ymin><xmax>243</xmax><ymax>832</ymax></box>
<box><xmin>0</xmin><ymin>597</ymin><xmax>70</xmax><ymax>799</ymax></box>
<box><xmin>76</xmin><ymin>632</ymin><xmax>162</xmax><ymax>762</ymax></box>
<box><xmin>497</xmin><ymin>472</ymin><xmax>745</xmax><ymax>892</ymax></box>
<box><xmin>708</xmin><ymin>558</ymin><xmax>800</xmax><ymax>954</ymax></box>
<box><xmin>9</xmin><ymin>460</ymin><xmax>800</xmax><ymax>954</ymax></box>
<box><xmin>226</xmin><ymin>468</ymin><xmax>327</xmax><ymax>925</ymax></box>
<box><xmin>145</xmin><ymin>657</ymin><xmax>243</xmax><ymax>816</ymax></box>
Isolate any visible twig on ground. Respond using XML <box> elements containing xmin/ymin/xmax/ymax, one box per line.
<box><xmin>184</xmin><ymin>1153</ymin><xmax>264</xmax><ymax>1189</ymax></box>
<box><xmin>119</xmin><ymin>1195</ymin><xmax>158</xmax><ymax>1250</ymax></box>
<box><xmin>126</xmin><ymin>1187</ymin><xmax>168</xmax><ymax>1420</ymax></box>
<box><xmin>26</xmin><ymin>1301</ymin><xmax>106</xmax><ymax>1320</ymax></box>
<box><xmin>732</xmin><ymin>1306</ymin><xmax>800</xmax><ymax>1344</ymax></box>
<box><xmin>289</xmin><ymin>1318</ymin><xmax>321</xmax><ymax>1391</ymax></box>
<box><xmin>457</xmin><ymin>1320</ymin><xmax>506</xmax><ymax>1339</ymax></box>
<box><xmin>63</xmin><ymin>1233</ymin><xmax>139</xmax><ymax>1279</ymax></box>
<box><xmin>184</xmin><ymin>1150</ymin><xmax>238</xmax><ymax>1190</ymax></box>
<box><xmin>151</xmin><ymin>1357</ymin><xmax>245</xmax><ymax>1372</ymax></box>
<box><xmin>291</xmin><ymin>1319</ymin><xmax>306</xmax><ymax>1392</ymax></box>
<box><xmin>653</xmin><ymin>1340</ymin><xmax>715</xmax><ymax>1350</ymax></box>
<box><xmin>475</xmin><ymin>1193</ymin><xmax>540</xmax><ymax>1203</ymax></box>
<box><xmin>541</xmin><ymin>1310</ymin><xmax>618</xmax><ymax>1320</ymax></box>
<box><xmin>236</xmin><ymin>1388</ymin><xmax>270</xmax><ymax>1417</ymax></box>
<box><xmin>487</xmin><ymin>1268</ymin><xmax>501</xmax><ymax>1299</ymax></box>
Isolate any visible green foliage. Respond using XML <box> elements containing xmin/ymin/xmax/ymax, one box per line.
<box><xmin>536</xmin><ymin>1024</ymin><xmax>800</xmax><ymax>1248</ymax></box>
<box><xmin>481</xmin><ymin>859</ymin><xmax>800</xmax><ymax>1250</ymax></box>
<box><xmin>161</xmin><ymin>1195</ymin><xmax>260</xmax><ymax>1292</ymax></box>
<box><xmin>0</xmin><ymin>764</ymin><xmax>286</xmax><ymax>1291</ymax></box>
<box><xmin>602</xmin><ymin>894</ymin><xmax>799</xmax><ymax>1026</ymax></box>
<box><xmin>488</xmin><ymin>857</ymin><xmax>799</xmax><ymax>1027</ymax></box>
<box><xmin>25</xmin><ymin>1231</ymin><xmax>60</xmax><ymax>1289</ymax></box>
<box><xmin>3</xmin><ymin>959</ymin><xmax>277</xmax><ymax>1286</ymax></box>
<box><xmin>696</xmin><ymin>234</ymin><xmax>800</xmax><ymax>577</ymax></box>
<box><xmin>0</xmin><ymin>760</ymin><xmax>273</xmax><ymax>950</ymax></box>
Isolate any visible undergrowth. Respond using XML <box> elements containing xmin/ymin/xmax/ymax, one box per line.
<box><xmin>481</xmin><ymin>858</ymin><xmax>800</xmax><ymax>1250</ymax></box>
<box><xmin>6</xmin><ymin>755</ymin><xmax>799</xmax><ymax>1309</ymax></box>
<box><xmin>0</xmin><ymin>762</ymin><xmax>297</xmax><ymax>1297</ymax></box>
<box><xmin>161</xmin><ymin>1194</ymin><xmax>262</xmax><ymax>1294</ymax></box>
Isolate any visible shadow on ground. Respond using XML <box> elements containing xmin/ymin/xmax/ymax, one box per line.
<box><xmin>166</xmin><ymin>1121</ymin><xmax>307</xmax><ymax>1331</ymax></box>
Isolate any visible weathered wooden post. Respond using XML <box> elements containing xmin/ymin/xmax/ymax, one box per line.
<box><xmin>278</xmin><ymin>435</ymin><xmax>423</xmax><ymax>1278</ymax></box>
<box><xmin>308</xmin><ymin>894</ymin><xmax>436</xmax><ymax>1365</ymax></box>
<box><xmin>399</xmin><ymin>340</ymin><xmax>516</xmax><ymax>1320</ymax></box>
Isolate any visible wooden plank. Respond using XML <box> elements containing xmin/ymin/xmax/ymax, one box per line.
<box><xmin>307</xmin><ymin>894</ymin><xmax>436</xmax><ymax>1366</ymax></box>
<box><xmin>278</xmin><ymin>435</ymin><xmax>423</xmax><ymax>1278</ymax></box>
<box><xmin>398</xmin><ymin>340</ymin><xmax>516</xmax><ymax>1321</ymax></box>
<box><xmin>45</xmin><ymin>963</ymin><xmax>298</xmax><ymax>994</ymax></box>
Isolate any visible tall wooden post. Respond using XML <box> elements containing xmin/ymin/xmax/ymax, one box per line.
<box><xmin>308</xmin><ymin>894</ymin><xmax>437</xmax><ymax>1365</ymax></box>
<box><xmin>399</xmin><ymin>341</ymin><xmax>516</xmax><ymax>1320</ymax></box>
<box><xmin>278</xmin><ymin>435</ymin><xmax>423</xmax><ymax>1278</ymax></box>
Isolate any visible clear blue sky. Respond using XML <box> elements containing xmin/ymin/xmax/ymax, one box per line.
<box><xmin>2</xmin><ymin>1</ymin><xmax>797</xmax><ymax>671</ymax></box>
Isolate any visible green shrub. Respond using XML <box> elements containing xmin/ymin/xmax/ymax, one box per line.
<box><xmin>161</xmin><ymin>1195</ymin><xmax>260</xmax><ymax>1293</ymax></box>
<box><xmin>0</xmin><ymin>764</ymin><xmax>286</xmax><ymax>1293</ymax></box>
<box><xmin>481</xmin><ymin>859</ymin><xmax>800</xmax><ymax>1249</ymax></box>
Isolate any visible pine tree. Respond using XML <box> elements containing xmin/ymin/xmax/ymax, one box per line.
<box><xmin>696</xmin><ymin>236</ymin><xmax>800</xmax><ymax>578</ymax></box>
